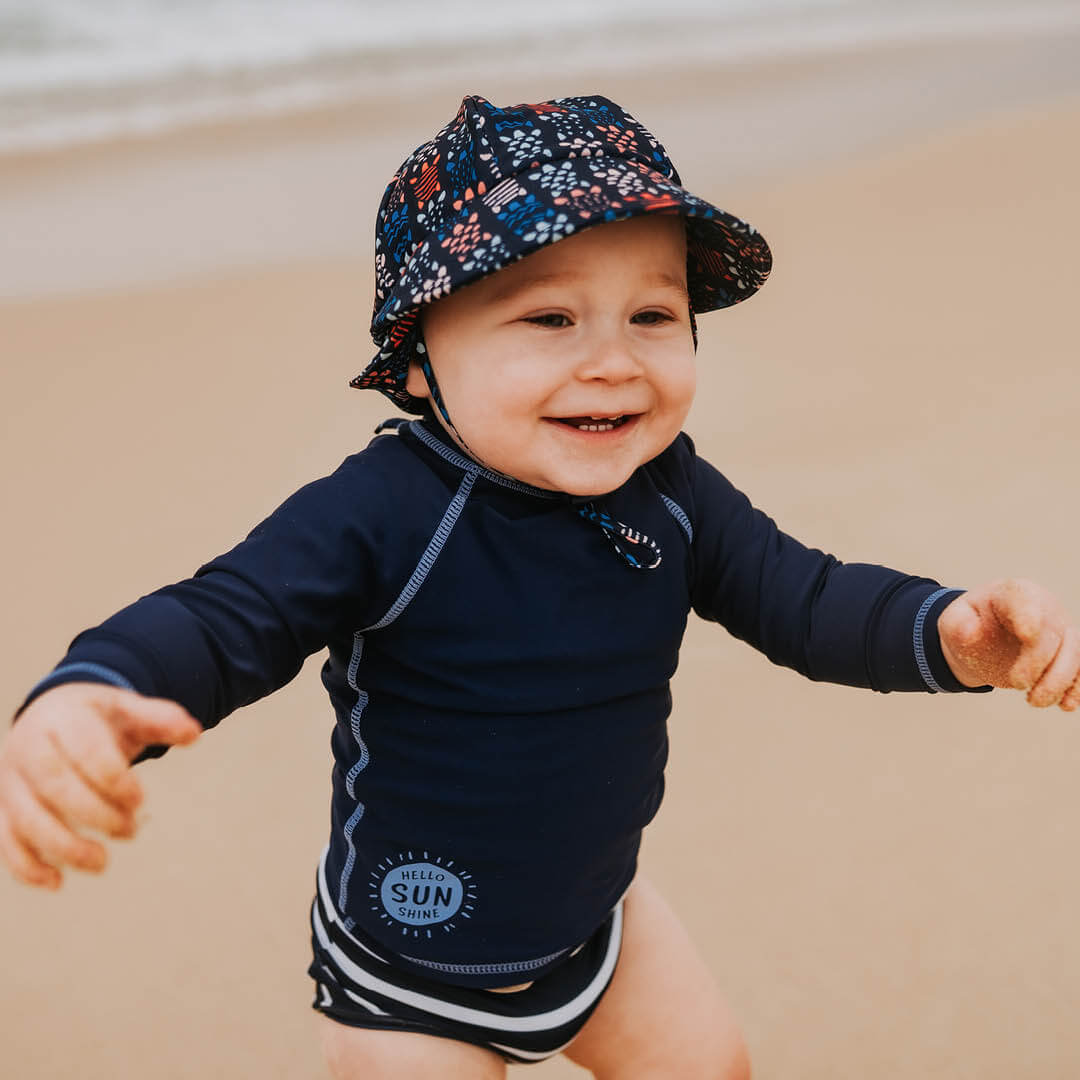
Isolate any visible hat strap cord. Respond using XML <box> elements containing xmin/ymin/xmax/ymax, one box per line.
<box><xmin>420</xmin><ymin>348</ymin><xmax>662</xmax><ymax>572</ymax></box>
<box><xmin>575</xmin><ymin>503</ymin><xmax>662</xmax><ymax>571</ymax></box>
<box><xmin>417</xmin><ymin>342</ymin><xmax>467</xmax><ymax>442</ymax></box>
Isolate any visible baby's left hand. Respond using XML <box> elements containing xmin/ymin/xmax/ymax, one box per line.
<box><xmin>938</xmin><ymin>579</ymin><xmax>1080</xmax><ymax>709</ymax></box>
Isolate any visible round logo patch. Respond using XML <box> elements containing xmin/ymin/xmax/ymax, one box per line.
<box><xmin>370</xmin><ymin>852</ymin><xmax>477</xmax><ymax>939</ymax></box>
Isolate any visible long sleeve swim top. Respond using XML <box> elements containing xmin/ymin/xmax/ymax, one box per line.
<box><xmin>17</xmin><ymin>419</ymin><xmax>983</xmax><ymax>986</ymax></box>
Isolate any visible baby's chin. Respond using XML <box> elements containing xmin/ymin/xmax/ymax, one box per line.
<box><xmin>460</xmin><ymin>427</ymin><xmax>645</xmax><ymax>495</ymax></box>
<box><xmin>535</xmin><ymin>463</ymin><xmax>639</xmax><ymax>498</ymax></box>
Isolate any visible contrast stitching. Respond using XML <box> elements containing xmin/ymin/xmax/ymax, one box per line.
<box><xmin>345</xmin><ymin>631</ymin><xmax>371</xmax><ymax>795</ymax></box>
<box><xmin>27</xmin><ymin>662</ymin><xmax>135</xmax><ymax>699</ymax></box>
<box><xmin>408</xmin><ymin>422</ymin><xmax>560</xmax><ymax>499</ymax></box>
<box><xmin>660</xmin><ymin>495</ymin><xmax>693</xmax><ymax>543</ymax></box>
<box><xmin>338</xmin><ymin>631</ymin><xmax>371</xmax><ymax>921</ymax></box>
<box><xmin>365</xmin><ymin>469</ymin><xmax>477</xmax><ymax>631</ymax></box>
<box><xmin>338</xmin><ymin>803</ymin><xmax>367</xmax><ymax>929</ymax></box>
<box><xmin>345</xmin><ymin>691</ymin><xmax>371</xmax><ymax>790</ymax></box>
<box><xmin>914</xmin><ymin>587</ymin><xmax>962</xmax><ymax>693</ymax></box>
<box><xmin>319</xmin><ymin>847</ymin><xmax>386</xmax><ymax>963</ymax></box>
<box><xmin>337</xmin><ymin>470</ymin><xmax>477</xmax><ymax>919</ymax></box>
<box><xmin>397</xmin><ymin>948</ymin><xmax>571</xmax><ymax>977</ymax></box>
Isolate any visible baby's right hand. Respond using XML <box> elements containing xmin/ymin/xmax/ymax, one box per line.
<box><xmin>0</xmin><ymin>684</ymin><xmax>200</xmax><ymax>890</ymax></box>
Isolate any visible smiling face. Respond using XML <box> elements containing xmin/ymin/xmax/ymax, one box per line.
<box><xmin>407</xmin><ymin>214</ymin><xmax>697</xmax><ymax>496</ymax></box>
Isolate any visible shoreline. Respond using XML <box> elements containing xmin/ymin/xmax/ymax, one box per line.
<box><xmin>5</xmin><ymin>0</ymin><xmax>1080</xmax><ymax>161</ymax></box>
<box><xmin>3</xmin><ymin>25</ymin><xmax>1080</xmax><ymax>300</ymax></box>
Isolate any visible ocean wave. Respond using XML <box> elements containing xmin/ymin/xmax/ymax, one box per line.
<box><xmin>1</xmin><ymin>0</ymin><xmax>1077</xmax><ymax>155</ymax></box>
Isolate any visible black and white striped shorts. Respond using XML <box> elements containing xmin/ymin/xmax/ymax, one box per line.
<box><xmin>308</xmin><ymin>875</ymin><xmax>623</xmax><ymax>1064</ymax></box>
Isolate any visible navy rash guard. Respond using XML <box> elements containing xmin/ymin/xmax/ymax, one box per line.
<box><xmin>18</xmin><ymin>420</ymin><xmax>981</xmax><ymax>986</ymax></box>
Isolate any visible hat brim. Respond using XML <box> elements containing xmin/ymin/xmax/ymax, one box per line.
<box><xmin>352</xmin><ymin>155</ymin><xmax>771</xmax><ymax>412</ymax></box>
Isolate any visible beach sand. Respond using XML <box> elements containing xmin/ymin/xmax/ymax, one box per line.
<box><xmin>2</xmin><ymin>42</ymin><xmax>1080</xmax><ymax>1079</ymax></box>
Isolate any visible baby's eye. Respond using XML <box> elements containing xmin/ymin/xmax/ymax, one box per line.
<box><xmin>525</xmin><ymin>313</ymin><xmax>571</xmax><ymax>328</ymax></box>
<box><xmin>631</xmin><ymin>310</ymin><xmax>674</xmax><ymax>325</ymax></box>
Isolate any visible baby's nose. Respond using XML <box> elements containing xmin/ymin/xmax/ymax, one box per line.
<box><xmin>576</xmin><ymin>331</ymin><xmax>644</xmax><ymax>383</ymax></box>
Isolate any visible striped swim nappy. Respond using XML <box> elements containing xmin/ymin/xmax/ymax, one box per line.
<box><xmin>308</xmin><ymin>878</ymin><xmax>623</xmax><ymax>1064</ymax></box>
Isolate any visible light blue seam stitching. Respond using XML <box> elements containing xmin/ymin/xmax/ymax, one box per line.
<box><xmin>408</xmin><ymin>422</ymin><xmax>560</xmax><ymax>499</ymax></box>
<box><xmin>660</xmin><ymin>495</ymin><xmax>693</xmax><ymax>543</ymax></box>
<box><xmin>338</xmin><ymin>630</ymin><xmax>370</xmax><ymax>918</ymax></box>
<box><xmin>914</xmin><ymin>587</ymin><xmax>963</xmax><ymax>693</ymax></box>
<box><xmin>337</xmin><ymin>470</ymin><xmax>477</xmax><ymax>917</ymax></box>
<box><xmin>345</xmin><ymin>690</ymin><xmax>370</xmax><ymax>797</ymax></box>
<box><xmin>338</xmin><ymin>801</ymin><xmax>367</xmax><ymax>927</ymax></box>
<box><xmin>364</xmin><ymin>469</ymin><xmax>477</xmax><ymax>631</ymax></box>
<box><xmin>27</xmin><ymin>662</ymin><xmax>135</xmax><ymax>699</ymax></box>
<box><xmin>398</xmin><ymin>947</ymin><xmax>571</xmax><ymax>976</ymax></box>
<box><xmin>345</xmin><ymin>631</ymin><xmax>370</xmax><ymax>791</ymax></box>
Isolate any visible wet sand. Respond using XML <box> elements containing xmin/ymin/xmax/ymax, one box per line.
<box><xmin>2</xmin><ymin>45</ymin><xmax>1080</xmax><ymax>1080</ymax></box>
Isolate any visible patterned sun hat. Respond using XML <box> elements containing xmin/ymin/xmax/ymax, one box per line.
<box><xmin>352</xmin><ymin>93</ymin><xmax>772</xmax><ymax>412</ymax></box>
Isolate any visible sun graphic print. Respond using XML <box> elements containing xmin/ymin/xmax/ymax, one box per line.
<box><xmin>370</xmin><ymin>851</ymin><xmax>479</xmax><ymax>940</ymax></box>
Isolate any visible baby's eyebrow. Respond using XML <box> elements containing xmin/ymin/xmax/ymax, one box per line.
<box><xmin>647</xmin><ymin>271</ymin><xmax>691</xmax><ymax>303</ymax></box>
<box><xmin>489</xmin><ymin>269</ymin><xmax>689</xmax><ymax>305</ymax></box>
<box><xmin>487</xmin><ymin>270</ymin><xmax>583</xmax><ymax>305</ymax></box>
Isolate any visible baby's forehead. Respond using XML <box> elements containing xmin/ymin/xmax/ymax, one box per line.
<box><xmin>482</xmin><ymin>265</ymin><xmax>690</xmax><ymax>309</ymax></box>
<box><xmin>473</xmin><ymin>215</ymin><xmax>688</xmax><ymax>298</ymax></box>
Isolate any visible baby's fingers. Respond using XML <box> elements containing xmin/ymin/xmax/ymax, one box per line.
<box><xmin>1006</xmin><ymin>628</ymin><xmax>1062</xmax><ymax>692</ymax></box>
<box><xmin>1</xmin><ymin>768</ymin><xmax>106</xmax><ymax>874</ymax></box>
<box><xmin>1027</xmin><ymin>627</ymin><xmax>1080</xmax><ymax>708</ymax></box>
<box><xmin>34</xmin><ymin>734</ymin><xmax>136</xmax><ymax>838</ymax></box>
<box><xmin>990</xmin><ymin>580</ymin><xmax>1047</xmax><ymax>646</ymax></box>
<box><xmin>102</xmin><ymin>692</ymin><xmax>201</xmax><ymax>757</ymax></box>
<box><xmin>52</xmin><ymin>706</ymin><xmax>143</xmax><ymax>809</ymax></box>
<box><xmin>989</xmin><ymin>580</ymin><xmax>1065</xmax><ymax>689</ymax></box>
<box><xmin>1061</xmin><ymin>672</ymin><xmax>1080</xmax><ymax>713</ymax></box>
<box><xmin>0</xmin><ymin>810</ymin><xmax>61</xmax><ymax>890</ymax></box>
<box><xmin>1001</xmin><ymin>618</ymin><xmax>1064</xmax><ymax>693</ymax></box>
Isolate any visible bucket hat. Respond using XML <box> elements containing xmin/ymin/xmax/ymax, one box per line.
<box><xmin>351</xmin><ymin>93</ymin><xmax>771</xmax><ymax>413</ymax></box>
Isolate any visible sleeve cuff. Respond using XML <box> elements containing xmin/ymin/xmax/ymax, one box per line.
<box><xmin>13</xmin><ymin>662</ymin><xmax>135</xmax><ymax>722</ymax></box>
<box><xmin>13</xmin><ymin>643</ymin><xmax>179</xmax><ymax>764</ymax></box>
<box><xmin>915</xmin><ymin>587</ymin><xmax>993</xmax><ymax>694</ymax></box>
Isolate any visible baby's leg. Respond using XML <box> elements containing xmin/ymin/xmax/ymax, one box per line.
<box><xmin>316</xmin><ymin>1015</ymin><xmax>506</xmax><ymax>1080</ymax></box>
<box><xmin>564</xmin><ymin>875</ymin><xmax>750</xmax><ymax>1079</ymax></box>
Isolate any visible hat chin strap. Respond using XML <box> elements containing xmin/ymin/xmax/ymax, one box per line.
<box><xmin>418</xmin><ymin>338</ymin><xmax>662</xmax><ymax>572</ymax></box>
<box><xmin>416</xmin><ymin>341</ymin><xmax>481</xmax><ymax>462</ymax></box>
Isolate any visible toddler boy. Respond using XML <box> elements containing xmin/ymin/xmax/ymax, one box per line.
<box><xmin>3</xmin><ymin>95</ymin><xmax>1078</xmax><ymax>1080</ymax></box>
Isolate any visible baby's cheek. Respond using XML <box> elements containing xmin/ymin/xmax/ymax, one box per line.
<box><xmin>667</xmin><ymin>356</ymin><xmax>697</xmax><ymax>418</ymax></box>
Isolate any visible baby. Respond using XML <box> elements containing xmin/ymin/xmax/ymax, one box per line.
<box><xmin>2</xmin><ymin>95</ymin><xmax>1078</xmax><ymax>1080</ymax></box>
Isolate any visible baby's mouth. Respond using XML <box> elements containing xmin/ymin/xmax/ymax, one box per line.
<box><xmin>551</xmin><ymin>415</ymin><xmax>633</xmax><ymax>433</ymax></box>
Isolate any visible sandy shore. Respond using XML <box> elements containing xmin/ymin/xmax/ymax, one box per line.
<box><xmin>3</xmin><ymin>51</ymin><xmax>1080</xmax><ymax>1080</ymax></box>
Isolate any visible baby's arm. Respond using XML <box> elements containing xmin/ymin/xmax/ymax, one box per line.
<box><xmin>687</xmin><ymin>453</ymin><xmax>969</xmax><ymax>693</ymax></box>
<box><xmin>938</xmin><ymin>579</ymin><xmax>1080</xmax><ymax>709</ymax></box>
<box><xmin>2</xmin><ymin>448</ymin><xmax>389</xmax><ymax>888</ymax></box>
<box><xmin>0</xmin><ymin>683</ymin><xmax>200</xmax><ymax>889</ymax></box>
<box><xmin>685</xmin><ymin>449</ymin><xmax>1078</xmax><ymax>705</ymax></box>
